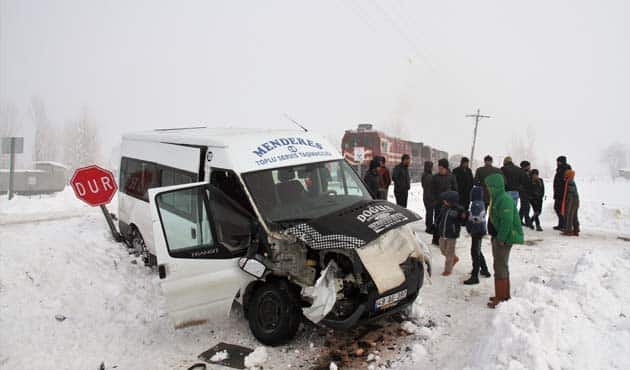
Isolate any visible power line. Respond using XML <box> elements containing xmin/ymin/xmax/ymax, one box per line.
<box><xmin>466</xmin><ymin>109</ymin><xmax>492</xmax><ymax>165</ymax></box>
<box><xmin>369</xmin><ymin>0</ymin><xmax>436</xmax><ymax>70</ymax></box>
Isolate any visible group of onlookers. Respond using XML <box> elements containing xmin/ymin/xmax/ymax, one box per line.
<box><xmin>363</xmin><ymin>153</ymin><xmax>581</xmax><ymax>308</ymax></box>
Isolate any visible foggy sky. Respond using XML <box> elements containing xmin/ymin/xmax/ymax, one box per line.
<box><xmin>1</xmin><ymin>0</ymin><xmax>629</xmax><ymax>175</ymax></box>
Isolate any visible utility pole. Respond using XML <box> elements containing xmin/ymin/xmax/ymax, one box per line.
<box><xmin>465</xmin><ymin>109</ymin><xmax>491</xmax><ymax>166</ymax></box>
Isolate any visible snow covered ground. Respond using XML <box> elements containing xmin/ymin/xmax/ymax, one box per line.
<box><xmin>1</xmin><ymin>180</ymin><xmax>629</xmax><ymax>369</ymax></box>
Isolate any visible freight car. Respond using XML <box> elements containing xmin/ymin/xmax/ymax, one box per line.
<box><xmin>341</xmin><ymin>124</ymin><xmax>448</xmax><ymax>182</ymax></box>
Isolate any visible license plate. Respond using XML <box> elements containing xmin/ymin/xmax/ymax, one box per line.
<box><xmin>374</xmin><ymin>289</ymin><xmax>407</xmax><ymax>310</ymax></box>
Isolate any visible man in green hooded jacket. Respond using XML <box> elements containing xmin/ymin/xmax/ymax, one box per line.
<box><xmin>485</xmin><ymin>173</ymin><xmax>524</xmax><ymax>308</ymax></box>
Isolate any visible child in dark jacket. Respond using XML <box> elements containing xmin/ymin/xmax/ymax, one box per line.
<box><xmin>463</xmin><ymin>186</ymin><xmax>492</xmax><ymax>285</ymax></box>
<box><xmin>437</xmin><ymin>191</ymin><xmax>467</xmax><ymax>276</ymax></box>
<box><xmin>529</xmin><ymin>169</ymin><xmax>545</xmax><ymax>231</ymax></box>
<box><xmin>561</xmin><ymin>170</ymin><xmax>580</xmax><ymax>236</ymax></box>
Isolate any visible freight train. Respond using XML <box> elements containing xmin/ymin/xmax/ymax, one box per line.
<box><xmin>341</xmin><ymin>124</ymin><xmax>448</xmax><ymax>181</ymax></box>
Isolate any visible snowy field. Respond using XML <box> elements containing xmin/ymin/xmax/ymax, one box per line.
<box><xmin>1</xmin><ymin>180</ymin><xmax>629</xmax><ymax>369</ymax></box>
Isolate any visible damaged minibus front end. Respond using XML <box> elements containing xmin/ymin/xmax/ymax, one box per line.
<box><xmin>239</xmin><ymin>200</ymin><xmax>432</xmax><ymax>335</ymax></box>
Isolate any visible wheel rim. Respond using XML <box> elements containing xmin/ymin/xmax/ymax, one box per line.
<box><xmin>132</xmin><ymin>232</ymin><xmax>146</xmax><ymax>256</ymax></box>
<box><xmin>257</xmin><ymin>291</ymin><xmax>282</xmax><ymax>333</ymax></box>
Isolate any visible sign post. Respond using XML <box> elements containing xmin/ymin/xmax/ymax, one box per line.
<box><xmin>354</xmin><ymin>147</ymin><xmax>365</xmax><ymax>178</ymax></box>
<box><xmin>70</xmin><ymin>165</ymin><xmax>122</xmax><ymax>242</ymax></box>
<box><xmin>1</xmin><ymin>137</ymin><xmax>24</xmax><ymax>200</ymax></box>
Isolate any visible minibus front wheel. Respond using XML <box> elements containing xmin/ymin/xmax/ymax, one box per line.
<box><xmin>246</xmin><ymin>280</ymin><xmax>301</xmax><ymax>345</ymax></box>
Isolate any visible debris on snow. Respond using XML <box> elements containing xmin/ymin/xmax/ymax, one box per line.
<box><xmin>244</xmin><ymin>346</ymin><xmax>268</xmax><ymax>369</ymax></box>
<box><xmin>54</xmin><ymin>314</ymin><xmax>66</xmax><ymax>322</ymax></box>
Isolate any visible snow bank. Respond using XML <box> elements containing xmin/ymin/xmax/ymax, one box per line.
<box><xmin>469</xmin><ymin>248</ymin><xmax>630</xmax><ymax>370</ymax></box>
<box><xmin>0</xmin><ymin>187</ymin><xmax>97</xmax><ymax>224</ymax></box>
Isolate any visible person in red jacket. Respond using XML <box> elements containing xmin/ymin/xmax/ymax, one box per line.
<box><xmin>377</xmin><ymin>156</ymin><xmax>392</xmax><ymax>200</ymax></box>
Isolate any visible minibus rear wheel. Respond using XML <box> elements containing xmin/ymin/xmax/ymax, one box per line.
<box><xmin>130</xmin><ymin>228</ymin><xmax>150</xmax><ymax>266</ymax></box>
<box><xmin>246</xmin><ymin>280</ymin><xmax>301</xmax><ymax>345</ymax></box>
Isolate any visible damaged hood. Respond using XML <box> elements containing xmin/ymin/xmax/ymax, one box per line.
<box><xmin>284</xmin><ymin>201</ymin><xmax>429</xmax><ymax>295</ymax></box>
<box><xmin>283</xmin><ymin>200</ymin><xmax>422</xmax><ymax>250</ymax></box>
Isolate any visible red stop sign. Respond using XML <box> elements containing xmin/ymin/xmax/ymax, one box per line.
<box><xmin>70</xmin><ymin>165</ymin><xmax>118</xmax><ymax>206</ymax></box>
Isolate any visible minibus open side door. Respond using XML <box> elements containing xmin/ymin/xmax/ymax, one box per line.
<box><xmin>148</xmin><ymin>182</ymin><xmax>249</xmax><ymax>328</ymax></box>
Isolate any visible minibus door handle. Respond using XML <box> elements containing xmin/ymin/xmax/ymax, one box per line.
<box><xmin>158</xmin><ymin>264</ymin><xmax>167</xmax><ymax>279</ymax></box>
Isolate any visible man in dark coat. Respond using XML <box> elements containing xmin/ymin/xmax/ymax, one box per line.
<box><xmin>500</xmin><ymin>156</ymin><xmax>528</xmax><ymax>206</ymax></box>
<box><xmin>453</xmin><ymin>157</ymin><xmax>474</xmax><ymax>210</ymax></box>
<box><xmin>474</xmin><ymin>155</ymin><xmax>503</xmax><ymax>207</ymax></box>
<box><xmin>431</xmin><ymin>158</ymin><xmax>458</xmax><ymax>245</ymax></box>
<box><xmin>421</xmin><ymin>161</ymin><xmax>434</xmax><ymax>233</ymax></box>
<box><xmin>392</xmin><ymin>154</ymin><xmax>411</xmax><ymax>207</ymax></box>
<box><xmin>364</xmin><ymin>159</ymin><xmax>382</xmax><ymax>199</ymax></box>
<box><xmin>553</xmin><ymin>155</ymin><xmax>572</xmax><ymax>230</ymax></box>
<box><xmin>519</xmin><ymin>160</ymin><xmax>532</xmax><ymax>227</ymax></box>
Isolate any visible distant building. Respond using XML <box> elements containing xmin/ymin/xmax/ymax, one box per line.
<box><xmin>0</xmin><ymin>161</ymin><xmax>68</xmax><ymax>195</ymax></box>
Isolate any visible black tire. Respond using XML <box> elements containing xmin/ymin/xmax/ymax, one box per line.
<box><xmin>246</xmin><ymin>281</ymin><xmax>301</xmax><ymax>346</ymax></box>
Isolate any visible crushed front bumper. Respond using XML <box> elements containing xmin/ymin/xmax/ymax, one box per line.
<box><xmin>321</xmin><ymin>258</ymin><xmax>424</xmax><ymax>330</ymax></box>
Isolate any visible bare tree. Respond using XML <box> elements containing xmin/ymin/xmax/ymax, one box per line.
<box><xmin>63</xmin><ymin>108</ymin><xmax>100</xmax><ymax>172</ymax></box>
<box><xmin>601</xmin><ymin>142</ymin><xmax>628</xmax><ymax>181</ymax></box>
<box><xmin>507</xmin><ymin>125</ymin><xmax>537</xmax><ymax>166</ymax></box>
<box><xmin>30</xmin><ymin>97</ymin><xmax>59</xmax><ymax>162</ymax></box>
<box><xmin>0</xmin><ymin>100</ymin><xmax>20</xmax><ymax>169</ymax></box>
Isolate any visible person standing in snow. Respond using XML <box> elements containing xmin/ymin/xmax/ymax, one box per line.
<box><xmin>364</xmin><ymin>159</ymin><xmax>382</xmax><ymax>199</ymax></box>
<box><xmin>436</xmin><ymin>191</ymin><xmax>467</xmax><ymax>276</ymax></box>
<box><xmin>421</xmin><ymin>161</ymin><xmax>435</xmax><ymax>233</ymax></box>
<box><xmin>464</xmin><ymin>186</ymin><xmax>492</xmax><ymax>285</ymax></box>
<box><xmin>474</xmin><ymin>155</ymin><xmax>503</xmax><ymax>208</ymax></box>
<box><xmin>453</xmin><ymin>157</ymin><xmax>474</xmax><ymax>210</ymax></box>
<box><xmin>529</xmin><ymin>169</ymin><xmax>545</xmax><ymax>231</ymax></box>
<box><xmin>431</xmin><ymin>159</ymin><xmax>458</xmax><ymax>245</ymax></box>
<box><xmin>377</xmin><ymin>156</ymin><xmax>391</xmax><ymax>200</ymax></box>
<box><xmin>485</xmin><ymin>173</ymin><xmax>524</xmax><ymax>308</ymax></box>
<box><xmin>561</xmin><ymin>169</ymin><xmax>580</xmax><ymax>236</ymax></box>
<box><xmin>553</xmin><ymin>156</ymin><xmax>572</xmax><ymax>230</ymax></box>
<box><xmin>392</xmin><ymin>154</ymin><xmax>411</xmax><ymax>207</ymax></box>
<box><xmin>519</xmin><ymin>160</ymin><xmax>532</xmax><ymax>227</ymax></box>
<box><xmin>500</xmin><ymin>156</ymin><xmax>528</xmax><ymax>206</ymax></box>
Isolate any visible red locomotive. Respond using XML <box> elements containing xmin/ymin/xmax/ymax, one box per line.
<box><xmin>341</xmin><ymin>124</ymin><xmax>448</xmax><ymax>181</ymax></box>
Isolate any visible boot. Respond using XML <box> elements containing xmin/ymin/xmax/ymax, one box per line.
<box><xmin>488</xmin><ymin>279</ymin><xmax>510</xmax><ymax>308</ymax></box>
<box><xmin>463</xmin><ymin>275</ymin><xmax>479</xmax><ymax>285</ymax></box>
<box><xmin>536</xmin><ymin>225</ymin><xmax>543</xmax><ymax>232</ymax></box>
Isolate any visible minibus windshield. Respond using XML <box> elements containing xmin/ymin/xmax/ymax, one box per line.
<box><xmin>242</xmin><ymin>159</ymin><xmax>372</xmax><ymax>228</ymax></box>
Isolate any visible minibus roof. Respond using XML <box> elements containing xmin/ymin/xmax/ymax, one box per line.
<box><xmin>122</xmin><ymin>127</ymin><xmax>343</xmax><ymax>173</ymax></box>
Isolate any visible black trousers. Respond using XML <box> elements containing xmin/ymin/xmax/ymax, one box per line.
<box><xmin>554</xmin><ymin>198</ymin><xmax>565</xmax><ymax>228</ymax></box>
<box><xmin>470</xmin><ymin>236</ymin><xmax>489</xmax><ymax>276</ymax></box>
<box><xmin>531</xmin><ymin>198</ymin><xmax>543</xmax><ymax>228</ymax></box>
<box><xmin>394</xmin><ymin>190</ymin><xmax>408</xmax><ymax>208</ymax></box>
<box><xmin>519</xmin><ymin>196</ymin><xmax>531</xmax><ymax>225</ymax></box>
<box><xmin>423</xmin><ymin>198</ymin><xmax>434</xmax><ymax>231</ymax></box>
<box><xmin>431</xmin><ymin>203</ymin><xmax>442</xmax><ymax>245</ymax></box>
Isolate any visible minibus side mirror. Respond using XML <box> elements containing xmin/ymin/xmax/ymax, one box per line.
<box><xmin>238</xmin><ymin>257</ymin><xmax>268</xmax><ymax>279</ymax></box>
